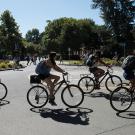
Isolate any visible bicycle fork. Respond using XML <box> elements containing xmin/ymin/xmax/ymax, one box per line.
<box><xmin>67</xmin><ymin>86</ymin><xmax>73</xmax><ymax>97</ymax></box>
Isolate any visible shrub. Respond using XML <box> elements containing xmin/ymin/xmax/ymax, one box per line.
<box><xmin>7</xmin><ymin>63</ymin><xmax>13</xmax><ymax>68</ymax></box>
<box><xmin>0</xmin><ymin>62</ymin><xmax>8</xmax><ymax>69</ymax></box>
<box><xmin>0</xmin><ymin>61</ymin><xmax>14</xmax><ymax>69</ymax></box>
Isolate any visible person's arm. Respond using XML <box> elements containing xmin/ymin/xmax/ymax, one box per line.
<box><xmin>53</xmin><ymin>64</ymin><xmax>65</xmax><ymax>73</ymax></box>
<box><xmin>98</xmin><ymin>58</ymin><xmax>110</xmax><ymax>67</ymax></box>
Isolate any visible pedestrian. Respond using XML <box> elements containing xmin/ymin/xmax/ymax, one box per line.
<box><xmin>59</xmin><ymin>55</ymin><xmax>63</xmax><ymax>64</ymax></box>
<box><xmin>26</xmin><ymin>55</ymin><xmax>30</xmax><ymax>66</ymax></box>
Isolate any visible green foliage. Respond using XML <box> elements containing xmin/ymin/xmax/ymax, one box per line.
<box><xmin>25</xmin><ymin>28</ymin><xmax>40</xmax><ymax>44</ymax></box>
<box><xmin>42</xmin><ymin>17</ymin><xmax>101</xmax><ymax>54</ymax></box>
<box><xmin>102</xmin><ymin>58</ymin><xmax>121</xmax><ymax>66</ymax></box>
<box><xmin>0</xmin><ymin>60</ymin><xmax>14</xmax><ymax>69</ymax></box>
<box><xmin>92</xmin><ymin>0</ymin><xmax>135</xmax><ymax>49</ymax></box>
<box><xmin>0</xmin><ymin>10</ymin><xmax>22</xmax><ymax>56</ymax></box>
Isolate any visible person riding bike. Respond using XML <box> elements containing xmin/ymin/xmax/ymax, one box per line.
<box><xmin>122</xmin><ymin>50</ymin><xmax>135</xmax><ymax>90</ymax></box>
<box><xmin>86</xmin><ymin>50</ymin><xmax>110</xmax><ymax>89</ymax></box>
<box><xmin>35</xmin><ymin>51</ymin><xmax>67</xmax><ymax>106</ymax></box>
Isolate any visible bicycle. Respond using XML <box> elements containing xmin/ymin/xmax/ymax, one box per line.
<box><xmin>0</xmin><ymin>79</ymin><xmax>8</xmax><ymax>100</ymax></box>
<box><xmin>27</xmin><ymin>73</ymin><xmax>84</xmax><ymax>108</ymax></box>
<box><xmin>110</xmin><ymin>84</ymin><xmax>135</xmax><ymax>112</ymax></box>
<box><xmin>78</xmin><ymin>67</ymin><xmax>122</xmax><ymax>94</ymax></box>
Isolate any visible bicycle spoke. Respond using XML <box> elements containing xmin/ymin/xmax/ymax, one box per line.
<box><xmin>78</xmin><ymin>77</ymin><xmax>94</xmax><ymax>94</ymax></box>
<box><xmin>61</xmin><ymin>85</ymin><xmax>84</xmax><ymax>108</ymax></box>
<box><xmin>106</xmin><ymin>75</ymin><xmax>122</xmax><ymax>92</ymax></box>
<box><xmin>110</xmin><ymin>87</ymin><xmax>133</xmax><ymax>112</ymax></box>
<box><xmin>27</xmin><ymin>86</ymin><xmax>48</xmax><ymax>108</ymax></box>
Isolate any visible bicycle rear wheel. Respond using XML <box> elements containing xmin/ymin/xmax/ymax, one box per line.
<box><xmin>105</xmin><ymin>75</ymin><xmax>122</xmax><ymax>92</ymax></box>
<box><xmin>27</xmin><ymin>86</ymin><xmax>48</xmax><ymax>108</ymax></box>
<box><xmin>0</xmin><ymin>83</ymin><xmax>8</xmax><ymax>100</ymax></box>
<box><xmin>110</xmin><ymin>87</ymin><xmax>133</xmax><ymax>112</ymax></box>
<box><xmin>78</xmin><ymin>76</ymin><xmax>95</xmax><ymax>94</ymax></box>
<box><xmin>61</xmin><ymin>84</ymin><xmax>84</xmax><ymax>108</ymax></box>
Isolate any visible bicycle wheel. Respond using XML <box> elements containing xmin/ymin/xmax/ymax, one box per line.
<box><xmin>0</xmin><ymin>83</ymin><xmax>8</xmax><ymax>100</ymax></box>
<box><xmin>61</xmin><ymin>84</ymin><xmax>84</xmax><ymax>108</ymax></box>
<box><xmin>110</xmin><ymin>87</ymin><xmax>133</xmax><ymax>112</ymax></box>
<box><xmin>105</xmin><ymin>75</ymin><xmax>122</xmax><ymax>92</ymax></box>
<box><xmin>27</xmin><ymin>86</ymin><xmax>48</xmax><ymax>108</ymax></box>
<box><xmin>78</xmin><ymin>76</ymin><xmax>95</xmax><ymax>94</ymax></box>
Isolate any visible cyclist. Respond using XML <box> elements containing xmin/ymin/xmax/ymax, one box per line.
<box><xmin>35</xmin><ymin>51</ymin><xmax>66</xmax><ymax>105</ymax></box>
<box><xmin>122</xmin><ymin>50</ymin><xmax>135</xmax><ymax>90</ymax></box>
<box><xmin>86</xmin><ymin>50</ymin><xmax>110</xmax><ymax>89</ymax></box>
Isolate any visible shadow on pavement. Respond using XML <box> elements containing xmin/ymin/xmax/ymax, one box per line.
<box><xmin>31</xmin><ymin>107</ymin><xmax>93</xmax><ymax>125</ymax></box>
<box><xmin>0</xmin><ymin>100</ymin><xmax>10</xmax><ymax>107</ymax></box>
<box><xmin>85</xmin><ymin>91</ymin><xmax>111</xmax><ymax>100</ymax></box>
<box><xmin>116</xmin><ymin>111</ymin><xmax>135</xmax><ymax>119</ymax></box>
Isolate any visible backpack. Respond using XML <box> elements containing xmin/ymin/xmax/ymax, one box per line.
<box><xmin>35</xmin><ymin>60</ymin><xmax>51</xmax><ymax>75</ymax></box>
<box><xmin>86</xmin><ymin>55</ymin><xmax>95</xmax><ymax>67</ymax></box>
<box><xmin>35</xmin><ymin>61</ymin><xmax>45</xmax><ymax>74</ymax></box>
<box><xmin>122</xmin><ymin>55</ymin><xmax>135</xmax><ymax>70</ymax></box>
<box><xmin>30</xmin><ymin>75</ymin><xmax>41</xmax><ymax>83</ymax></box>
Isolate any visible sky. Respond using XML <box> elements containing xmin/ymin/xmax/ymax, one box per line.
<box><xmin>0</xmin><ymin>0</ymin><xmax>104</xmax><ymax>37</ymax></box>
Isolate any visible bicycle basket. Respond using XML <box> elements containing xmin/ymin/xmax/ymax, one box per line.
<box><xmin>30</xmin><ymin>75</ymin><xmax>41</xmax><ymax>83</ymax></box>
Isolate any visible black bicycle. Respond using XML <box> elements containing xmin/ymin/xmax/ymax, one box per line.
<box><xmin>0</xmin><ymin>79</ymin><xmax>8</xmax><ymax>100</ymax></box>
<box><xmin>110</xmin><ymin>83</ymin><xmax>134</xmax><ymax>112</ymax></box>
<box><xmin>78</xmin><ymin>67</ymin><xmax>122</xmax><ymax>94</ymax></box>
<box><xmin>27</xmin><ymin>73</ymin><xmax>84</xmax><ymax>108</ymax></box>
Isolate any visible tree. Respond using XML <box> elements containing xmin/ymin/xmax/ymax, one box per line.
<box><xmin>92</xmin><ymin>0</ymin><xmax>135</xmax><ymax>52</ymax></box>
<box><xmin>25</xmin><ymin>28</ymin><xmax>40</xmax><ymax>44</ymax></box>
<box><xmin>0</xmin><ymin>10</ymin><xmax>22</xmax><ymax>56</ymax></box>
<box><xmin>42</xmin><ymin>17</ymin><xmax>99</xmax><ymax>54</ymax></box>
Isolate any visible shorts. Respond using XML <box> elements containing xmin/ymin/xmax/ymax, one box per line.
<box><xmin>89</xmin><ymin>67</ymin><xmax>98</xmax><ymax>73</ymax></box>
<box><xmin>123</xmin><ymin>70</ymin><xmax>135</xmax><ymax>80</ymax></box>
<box><xmin>38</xmin><ymin>74</ymin><xmax>50</xmax><ymax>80</ymax></box>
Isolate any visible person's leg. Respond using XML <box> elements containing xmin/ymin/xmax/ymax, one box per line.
<box><xmin>93</xmin><ymin>68</ymin><xmax>105</xmax><ymax>81</ymax></box>
<box><xmin>130</xmin><ymin>79</ymin><xmax>135</xmax><ymax>90</ymax></box>
<box><xmin>92</xmin><ymin>68</ymin><xmax>105</xmax><ymax>89</ymax></box>
<box><xmin>50</xmin><ymin>74</ymin><xmax>60</xmax><ymax>85</ymax></box>
<box><xmin>44</xmin><ymin>78</ymin><xmax>54</xmax><ymax>97</ymax></box>
<box><xmin>123</xmin><ymin>71</ymin><xmax>135</xmax><ymax>91</ymax></box>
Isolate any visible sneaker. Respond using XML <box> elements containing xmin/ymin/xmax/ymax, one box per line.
<box><xmin>49</xmin><ymin>99</ymin><xmax>57</xmax><ymax>106</ymax></box>
<box><xmin>94</xmin><ymin>84</ymin><xmax>100</xmax><ymax>89</ymax></box>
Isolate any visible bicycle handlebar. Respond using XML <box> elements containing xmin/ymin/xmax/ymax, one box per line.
<box><xmin>62</xmin><ymin>72</ymin><xmax>70</xmax><ymax>83</ymax></box>
<box><xmin>107</xmin><ymin>66</ymin><xmax>113</xmax><ymax>74</ymax></box>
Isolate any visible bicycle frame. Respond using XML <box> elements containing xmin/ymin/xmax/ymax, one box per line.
<box><xmin>52</xmin><ymin>74</ymin><xmax>69</xmax><ymax>95</ymax></box>
<box><xmin>98</xmin><ymin>71</ymin><xmax>111</xmax><ymax>84</ymax></box>
<box><xmin>93</xmin><ymin>68</ymin><xmax>113</xmax><ymax>85</ymax></box>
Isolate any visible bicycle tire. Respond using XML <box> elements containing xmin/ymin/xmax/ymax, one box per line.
<box><xmin>27</xmin><ymin>85</ymin><xmax>48</xmax><ymax>108</ymax></box>
<box><xmin>0</xmin><ymin>82</ymin><xmax>8</xmax><ymax>100</ymax></box>
<box><xmin>110</xmin><ymin>86</ymin><xmax>133</xmax><ymax>112</ymax></box>
<box><xmin>105</xmin><ymin>75</ymin><xmax>122</xmax><ymax>92</ymax></box>
<box><xmin>61</xmin><ymin>84</ymin><xmax>84</xmax><ymax>108</ymax></box>
<box><xmin>78</xmin><ymin>76</ymin><xmax>95</xmax><ymax>94</ymax></box>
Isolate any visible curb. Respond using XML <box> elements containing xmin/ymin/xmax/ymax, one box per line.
<box><xmin>0</xmin><ymin>66</ymin><xmax>27</xmax><ymax>71</ymax></box>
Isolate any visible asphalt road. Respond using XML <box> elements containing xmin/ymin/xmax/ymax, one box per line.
<box><xmin>0</xmin><ymin>63</ymin><xmax>135</xmax><ymax>135</ymax></box>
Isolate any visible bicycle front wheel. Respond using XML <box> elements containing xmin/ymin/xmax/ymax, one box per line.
<box><xmin>105</xmin><ymin>75</ymin><xmax>122</xmax><ymax>92</ymax></box>
<box><xmin>110</xmin><ymin>87</ymin><xmax>133</xmax><ymax>112</ymax></box>
<box><xmin>78</xmin><ymin>76</ymin><xmax>95</xmax><ymax>94</ymax></box>
<box><xmin>61</xmin><ymin>85</ymin><xmax>84</xmax><ymax>108</ymax></box>
<box><xmin>27</xmin><ymin>86</ymin><xmax>48</xmax><ymax>108</ymax></box>
<box><xmin>0</xmin><ymin>83</ymin><xmax>8</xmax><ymax>100</ymax></box>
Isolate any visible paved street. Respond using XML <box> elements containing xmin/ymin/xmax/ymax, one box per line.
<box><xmin>0</xmin><ymin>63</ymin><xmax>135</xmax><ymax>135</ymax></box>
